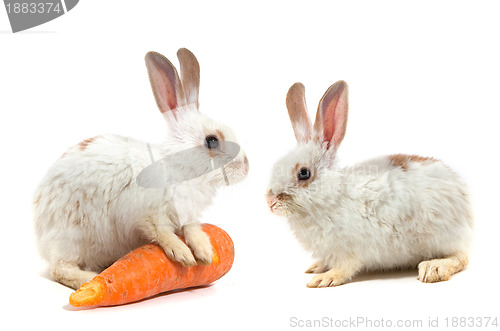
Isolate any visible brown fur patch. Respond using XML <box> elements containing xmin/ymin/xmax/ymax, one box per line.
<box><xmin>60</xmin><ymin>136</ymin><xmax>99</xmax><ymax>158</ymax></box>
<box><xmin>389</xmin><ymin>154</ymin><xmax>438</xmax><ymax>171</ymax></box>
<box><xmin>216</xmin><ymin>130</ymin><xmax>225</xmax><ymax>141</ymax></box>
<box><xmin>78</xmin><ymin>136</ymin><xmax>99</xmax><ymax>151</ymax></box>
<box><xmin>276</xmin><ymin>192</ymin><xmax>292</xmax><ymax>202</ymax></box>
<box><xmin>266</xmin><ymin>190</ymin><xmax>292</xmax><ymax>204</ymax></box>
<box><xmin>293</xmin><ymin>163</ymin><xmax>317</xmax><ymax>188</ymax></box>
<box><xmin>205</xmin><ymin>131</ymin><xmax>225</xmax><ymax>158</ymax></box>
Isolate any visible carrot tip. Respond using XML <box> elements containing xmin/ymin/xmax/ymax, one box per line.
<box><xmin>69</xmin><ymin>280</ymin><xmax>104</xmax><ymax>307</ymax></box>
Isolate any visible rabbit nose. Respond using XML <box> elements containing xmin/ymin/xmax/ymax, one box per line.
<box><xmin>239</xmin><ymin>154</ymin><xmax>249</xmax><ymax>175</ymax></box>
<box><xmin>243</xmin><ymin>155</ymin><xmax>249</xmax><ymax>173</ymax></box>
<box><xmin>266</xmin><ymin>191</ymin><xmax>277</xmax><ymax>209</ymax></box>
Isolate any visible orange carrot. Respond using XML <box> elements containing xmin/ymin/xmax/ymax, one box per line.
<box><xmin>69</xmin><ymin>223</ymin><xmax>234</xmax><ymax>307</ymax></box>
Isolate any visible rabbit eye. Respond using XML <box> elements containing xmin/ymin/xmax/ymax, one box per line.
<box><xmin>205</xmin><ymin>135</ymin><xmax>219</xmax><ymax>149</ymax></box>
<box><xmin>298</xmin><ymin>167</ymin><xmax>311</xmax><ymax>181</ymax></box>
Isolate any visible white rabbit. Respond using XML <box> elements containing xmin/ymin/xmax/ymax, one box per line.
<box><xmin>266</xmin><ymin>81</ymin><xmax>473</xmax><ymax>287</ymax></box>
<box><xmin>33</xmin><ymin>49</ymin><xmax>249</xmax><ymax>289</ymax></box>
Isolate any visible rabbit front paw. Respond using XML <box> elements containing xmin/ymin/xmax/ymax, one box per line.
<box><xmin>306</xmin><ymin>265</ymin><xmax>359</xmax><ymax>288</ymax></box>
<box><xmin>307</xmin><ymin>271</ymin><xmax>347</xmax><ymax>288</ymax></box>
<box><xmin>183</xmin><ymin>224</ymin><xmax>213</xmax><ymax>265</ymax></box>
<box><xmin>189</xmin><ymin>239</ymin><xmax>213</xmax><ymax>265</ymax></box>
<box><xmin>159</xmin><ymin>234</ymin><xmax>197</xmax><ymax>267</ymax></box>
<box><xmin>305</xmin><ymin>261</ymin><xmax>328</xmax><ymax>274</ymax></box>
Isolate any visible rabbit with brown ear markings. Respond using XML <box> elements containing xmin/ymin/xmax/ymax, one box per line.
<box><xmin>266</xmin><ymin>81</ymin><xmax>473</xmax><ymax>287</ymax></box>
<box><xmin>33</xmin><ymin>49</ymin><xmax>249</xmax><ymax>289</ymax></box>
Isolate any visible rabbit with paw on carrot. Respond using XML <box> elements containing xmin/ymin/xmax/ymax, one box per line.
<box><xmin>33</xmin><ymin>49</ymin><xmax>249</xmax><ymax>289</ymax></box>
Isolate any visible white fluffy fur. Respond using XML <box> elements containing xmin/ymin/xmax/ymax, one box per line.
<box><xmin>267</xmin><ymin>82</ymin><xmax>473</xmax><ymax>287</ymax></box>
<box><xmin>33</xmin><ymin>51</ymin><xmax>248</xmax><ymax>289</ymax></box>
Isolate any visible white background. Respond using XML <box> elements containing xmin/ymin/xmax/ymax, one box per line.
<box><xmin>1</xmin><ymin>1</ymin><xmax>499</xmax><ymax>330</ymax></box>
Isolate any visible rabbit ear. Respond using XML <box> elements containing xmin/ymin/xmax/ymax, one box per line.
<box><xmin>313</xmin><ymin>81</ymin><xmax>349</xmax><ymax>150</ymax></box>
<box><xmin>145</xmin><ymin>51</ymin><xmax>186</xmax><ymax>114</ymax></box>
<box><xmin>177</xmin><ymin>48</ymin><xmax>200</xmax><ymax>109</ymax></box>
<box><xmin>286</xmin><ymin>83</ymin><xmax>312</xmax><ymax>142</ymax></box>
